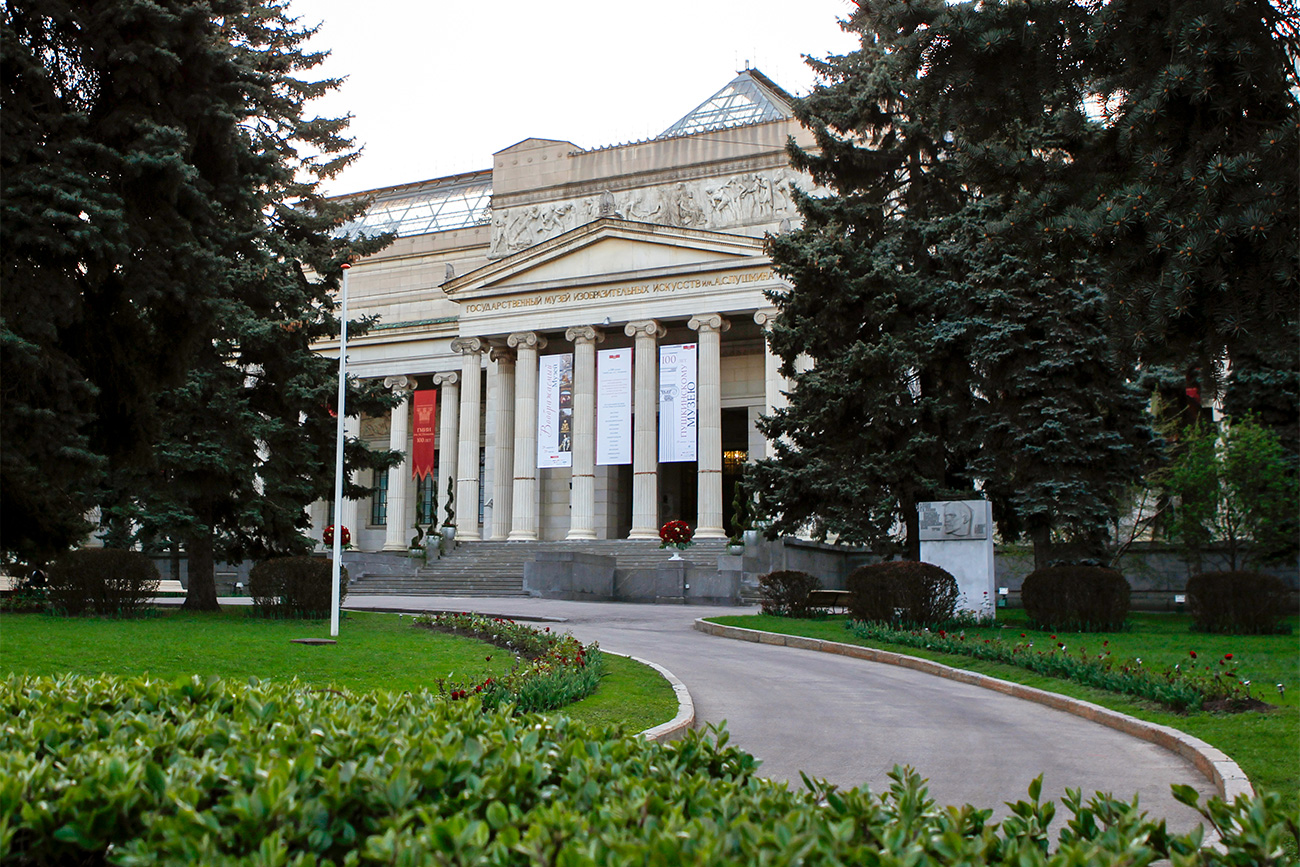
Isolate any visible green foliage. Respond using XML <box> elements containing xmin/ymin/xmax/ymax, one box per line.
<box><xmin>1187</xmin><ymin>571</ymin><xmax>1293</xmax><ymax>636</ymax></box>
<box><xmin>248</xmin><ymin>556</ymin><xmax>346</xmax><ymax>619</ymax></box>
<box><xmin>846</xmin><ymin>561</ymin><xmax>958</xmax><ymax>627</ymax></box>
<box><xmin>1021</xmin><ymin>566</ymin><xmax>1131</xmax><ymax>632</ymax></box>
<box><xmin>44</xmin><ymin>548</ymin><xmax>159</xmax><ymax>617</ymax></box>
<box><xmin>1163</xmin><ymin>416</ymin><xmax>1299</xmax><ymax>572</ymax></box>
<box><xmin>412</xmin><ymin>612</ymin><xmax>604</xmax><ymax>713</ymax></box>
<box><xmin>442</xmin><ymin>473</ymin><xmax>456</xmax><ymax>528</ymax></box>
<box><xmin>3</xmin><ymin>673</ymin><xmax>1296</xmax><ymax>865</ymax></box>
<box><xmin>758</xmin><ymin>570</ymin><xmax>821</xmax><ymax>617</ymax></box>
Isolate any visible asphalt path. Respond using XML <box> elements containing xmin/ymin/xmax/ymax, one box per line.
<box><xmin>345</xmin><ymin>595</ymin><xmax>1215</xmax><ymax>832</ymax></box>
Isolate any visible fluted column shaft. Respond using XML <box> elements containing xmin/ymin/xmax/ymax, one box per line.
<box><xmin>565</xmin><ymin>326</ymin><xmax>604</xmax><ymax>539</ymax></box>
<box><xmin>507</xmin><ymin>332</ymin><xmax>547</xmax><ymax>541</ymax></box>
<box><xmin>489</xmin><ymin>347</ymin><xmax>516</xmax><ymax>540</ymax></box>
<box><xmin>689</xmin><ymin>314</ymin><xmax>730</xmax><ymax>538</ymax></box>
<box><xmin>753</xmin><ymin>308</ymin><xmax>787</xmax><ymax>459</ymax></box>
<box><xmin>453</xmin><ymin>337</ymin><xmax>485</xmax><ymax>540</ymax></box>
<box><xmin>432</xmin><ymin>371</ymin><xmax>460</xmax><ymax>529</ymax></box>
<box><xmin>382</xmin><ymin>376</ymin><xmax>415</xmax><ymax>550</ymax></box>
<box><xmin>625</xmin><ymin>320</ymin><xmax>666</xmax><ymax>539</ymax></box>
<box><xmin>340</xmin><ymin>414</ymin><xmax>362</xmax><ymax>548</ymax></box>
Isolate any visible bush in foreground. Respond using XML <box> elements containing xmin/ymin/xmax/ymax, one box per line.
<box><xmin>1187</xmin><ymin>571</ymin><xmax>1292</xmax><ymax>634</ymax></box>
<box><xmin>847</xmin><ymin>561</ymin><xmax>958</xmax><ymax>626</ymax></box>
<box><xmin>759</xmin><ymin>570</ymin><xmax>821</xmax><ymax>617</ymax></box>
<box><xmin>2</xmin><ymin>674</ymin><xmax>1295</xmax><ymax>865</ymax></box>
<box><xmin>1021</xmin><ymin>565</ymin><xmax>1130</xmax><ymax>632</ymax></box>
<box><xmin>249</xmin><ymin>555</ymin><xmax>346</xmax><ymax>618</ymax></box>
<box><xmin>45</xmin><ymin>548</ymin><xmax>160</xmax><ymax>616</ymax></box>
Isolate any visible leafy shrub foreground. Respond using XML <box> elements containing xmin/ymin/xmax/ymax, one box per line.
<box><xmin>412</xmin><ymin>612</ymin><xmax>604</xmax><ymax>713</ymax></box>
<box><xmin>3</xmin><ymin>675</ymin><xmax>1296</xmax><ymax>866</ymax></box>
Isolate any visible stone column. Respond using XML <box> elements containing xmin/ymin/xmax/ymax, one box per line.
<box><xmin>507</xmin><ymin>331</ymin><xmax>547</xmax><ymax>540</ymax></box>
<box><xmin>432</xmin><ymin>371</ymin><xmax>460</xmax><ymax>530</ymax></box>
<box><xmin>382</xmin><ymin>375</ymin><xmax>415</xmax><ymax>550</ymax></box>
<box><xmin>489</xmin><ymin>346</ymin><xmax>516</xmax><ymax>540</ymax></box>
<box><xmin>340</xmin><ymin>414</ymin><xmax>362</xmax><ymax>548</ymax></box>
<box><xmin>689</xmin><ymin>314</ymin><xmax>730</xmax><ymax>539</ymax></box>
<box><xmin>565</xmin><ymin>325</ymin><xmax>604</xmax><ymax>540</ymax></box>
<box><xmin>452</xmin><ymin>337</ymin><xmax>485</xmax><ymax>541</ymax></box>
<box><xmin>753</xmin><ymin>308</ymin><xmax>791</xmax><ymax>460</ymax></box>
<box><xmin>625</xmin><ymin>319</ymin><xmax>666</xmax><ymax>539</ymax></box>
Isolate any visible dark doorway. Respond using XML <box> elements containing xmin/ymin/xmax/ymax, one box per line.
<box><xmin>722</xmin><ymin>408</ymin><xmax>750</xmax><ymax>537</ymax></box>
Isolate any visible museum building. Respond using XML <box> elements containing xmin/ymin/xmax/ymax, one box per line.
<box><xmin>315</xmin><ymin>69</ymin><xmax>821</xmax><ymax>552</ymax></box>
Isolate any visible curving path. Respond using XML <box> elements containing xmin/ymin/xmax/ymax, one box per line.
<box><xmin>346</xmin><ymin>595</ymin><xmax>1216</xmax><ymax>832</ymax></box>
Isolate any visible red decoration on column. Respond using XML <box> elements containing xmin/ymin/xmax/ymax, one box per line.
<box><xmin>411</xmin><ymin>389</ymin><xmax>437</xmax><ymax>479</ymax></box>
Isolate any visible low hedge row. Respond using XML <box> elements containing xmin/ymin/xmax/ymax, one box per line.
<box><xmin>249</xmin><ymin>556</ymin><xmax>346</xmax><ymax>618</ymax></box>
<box><xmin>3</xmin><ymin>674</ymin><xmax>1294</xmax><ymax>865</ymax></box>
<box><xmin>412</xmin><ymin>612</ymin><xmax>604</xmax><ymax>713</ymax></box>
<box><xmin>1021</xmin><ymin>566</ymin><xmax>1130</xmax><ymax>631</ymax></box>
<box><xmin>1188</xmin><ymin>571</ymin><xmax>1292</xmax><ymax>634</ymax></box>
<box><xmin>846</xmin><ymin>561</ymin><xmax>959</xmax><ymax>626</ymax></box>
<box><xmin>45</xmin><ymin>548</ymin><xmax>160</xmax><ymax>616</ymax></box>
<box><xmin>758</xmin><ymin>570</ymin><xmax>821</xmax><ymax>617</ymax></box>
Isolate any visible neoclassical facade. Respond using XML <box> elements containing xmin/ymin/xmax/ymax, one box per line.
<box><xmin>314</xmin><ymin>70</ymin><xmax>818</xmax><ymax>550</ymax></box>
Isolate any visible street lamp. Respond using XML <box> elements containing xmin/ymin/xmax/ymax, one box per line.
<box><xmin>330</xmin><ymin>262</ymin><xmax>351</xmax><ymax>638</ymax></box>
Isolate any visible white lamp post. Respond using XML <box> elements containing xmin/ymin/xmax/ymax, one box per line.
<box><xmin>330</xmin><ymin>263</ymin><xmax>351</xmax><ymax>637</ymax></box>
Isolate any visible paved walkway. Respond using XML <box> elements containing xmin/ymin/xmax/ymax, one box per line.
<box><xmin>344</xmin><ymin>595</ymin><xmax>1215</xmax><ymax>831</ymax></box>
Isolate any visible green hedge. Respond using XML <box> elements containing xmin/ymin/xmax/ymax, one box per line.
<box><xmin>1187</xmin><ymin>571</ymin><xmax>1292</xmax><ymax>634</ymax></box>
<box><xmin>3</xmin><ymin>674</ymin><xmax>1295</xmax><ymax>865</ymax></box>
<box><xmin>45</xmin><ymin>548</ymin><xmax>160</xmax><ymax>616</ymax></box>
<box><xmin>249</xmin><ymin>556</ymin><xmax>345</xmax><ymax>618</ymax></box>
<box><xmin>847</xmin><ymin>561</ymin><xmax>959</xmax><ymax>626</ymax></box>
<box><xmin>758</xmin><ymin>570</ymin><xmax>821</xmax><ymax>617</ymax></box>
<box><xmin>1021</xmin><ymin>565</ymin><xmax>1130</xmax><ymax>631</ymax></box>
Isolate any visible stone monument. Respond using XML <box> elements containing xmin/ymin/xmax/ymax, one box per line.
<box><xmin>918</xmin><ymin>500</ymin><xmax>995</xmax><ymax>619</ymax></box>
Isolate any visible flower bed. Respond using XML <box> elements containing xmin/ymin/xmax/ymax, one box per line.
<box><xmin>412</xmin><ymin>612</ymin><xmax>604</xmax><ymax>713</ymax></box>
<box><xmin>845</xmin><ymin>620</ymin><xmax>1259</xmax><ymax>713</ymax></box>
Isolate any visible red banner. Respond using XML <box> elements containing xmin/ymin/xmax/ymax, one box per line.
<box><xmin>411</xmin><ymin>389</ymin><xmax>437</xmax><ymax>480</ymax></box>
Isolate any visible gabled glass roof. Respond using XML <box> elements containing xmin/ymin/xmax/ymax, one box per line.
<box><xmin>658</xmin><ymin>69</ymin><xmax>795</xmax><ymax>138</ymax></box>
<box><xmin>339</xmin><ymin>171</ymin><xmax>492</xmax><ymax>238</ymax></box>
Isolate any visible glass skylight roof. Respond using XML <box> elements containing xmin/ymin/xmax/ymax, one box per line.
<box><xmin>339</xmin><ymin>172</ymin><xmax>492</xmax><ymax>238</ymax></box>
<box><xmin>658</xmin><ymin>69</ymin><xmax>794</xmax><ymax>138</ymax></box>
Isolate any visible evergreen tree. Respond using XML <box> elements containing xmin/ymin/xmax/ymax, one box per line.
<box><xmin>1</xmin><ymin>0</ymin><xmax>396</xmax><ymax>597</ymax></box>
<box><xmin>754</xmin><ymin>0</ymin><xmax>1156</xmax><ymax>561</ymax></box>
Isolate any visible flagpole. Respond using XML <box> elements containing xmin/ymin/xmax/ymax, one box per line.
<box><xmin>330</xmin><ymin>263</ymin><xmax>351</xmax><ymax>638</ymax></box>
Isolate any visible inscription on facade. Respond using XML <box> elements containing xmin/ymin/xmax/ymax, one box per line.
<box><xmin>462</xmin><ymin>269</ymin><xmax>776</xmax><ymax>315</ymax></box>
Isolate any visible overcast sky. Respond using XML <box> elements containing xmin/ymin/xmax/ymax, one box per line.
<box><xmin>293</xmin><ymin>0</ymin><xmax>860</xmax><ymax>196</ymax></box>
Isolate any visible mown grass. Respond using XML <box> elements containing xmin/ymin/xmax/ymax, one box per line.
<box><xmin>707</xmin><ymin>610</ymin><xmax>1299</xmax><ymax>816</ymax></box>
<box><xmin>0</xmin><ymin>608</ymin><xmax>677</xmax><ymax>732</ymax></box>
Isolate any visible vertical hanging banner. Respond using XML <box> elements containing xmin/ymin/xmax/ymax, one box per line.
<box><xmin>537</xmin><ymin>353</ymin><xmax>574</xmax><ymax>468</ymax></box>
<box><xmin>411</xmin><ymin>389</ymin><xmax>437</xmax><ymax>479</ymax></box>
<box><xmin>596</xmin><ymin>348</ymin><xmax>632</xmax><ymax>465</ymax></box>
<box><xmin>659</xmin><ymin>343</ymin><xmax>698</xmax><ymax>462</ymax></box>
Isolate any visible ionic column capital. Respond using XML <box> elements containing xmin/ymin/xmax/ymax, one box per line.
<box><xmin>489</xmin><ymin>345</ymin><xmax>516</xmax><ymax>366</ymax></box>
<box><xmin>753</xmin><ymin>307</ymin><xmax>779</xmax><ymax>328</ymax></box>
<box><xmin>382</xmin><ymin>374</ymin><xmax>415</xmax><ymax>394</ymax></box>
<box><xmin>451</xmin><ymin>336</ymin><xmax>486</xmax><ymax>355</ymax></box>
<box><xmin>507</xmin><ymin>331</ymin><xmax>548</xmax><ymax>351</ymax></box>
<box><xmin>565</xmin><ymin>325</ymin><xmax>606</xmax><ymax>345</ymax></box>
<box><xmin>624</xmin><ymin>319</ymin><xmax>666</xmax><ymax>340</ymax></box>
<box><xmin>688</xmin><ymin>313</ymin><xmax>731</xmax><ymax>334</ymax></box>
<box><xmin>431</xmin><ymin>371</ymin><xmax>459</xmax><ymax>387</ymax></box>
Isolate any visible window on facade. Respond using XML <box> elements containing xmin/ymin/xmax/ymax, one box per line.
<box><xmin>370</xmin><ymin>469</ymin><xmax>389</xmax><ymax>526</ymax></box>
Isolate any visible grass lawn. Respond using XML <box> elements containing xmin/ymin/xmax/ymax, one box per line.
<box><xmin>0</xmin><ymin>608</ymin><xmax>677</xmax><ymax>734</ymax></box>
<box><xmin>707</xmin><ymin>610</ymin><xmax>1300</xmax><ymax>815</ymax></box>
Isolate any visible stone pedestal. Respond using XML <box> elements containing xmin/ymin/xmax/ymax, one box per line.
<box><xmin>919</xmin><ymin>500</ymin><xmax>996</xmax><ymax>618</ymax></box>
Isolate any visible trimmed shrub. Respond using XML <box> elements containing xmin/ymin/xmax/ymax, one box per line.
<box><xmin>847</xmin><ymin>561</ymin><xmax>958</xmax><ymax>626</ymax></box>
<box><xmin>1021</xmin><ymin>566</ymin><xmax>1130</xmax><ymax>631</ymax></box>
<box><xmin>3</xmin><ymin>674</ymin><xmax>1290</xmax><ymax>865</ymax></box>
<box><xmin>1187</xmin><ymin>571</ymin><xmax>1292</xmax><ymax>634</ymax></box>
<box><xmin>758</xmin><ymin>570</ymin><xmax>821</xmax><ymax>617</ymax></box>
<box><xmin>45</xmin><ymin>548</ymin><xmax>160</xmax><ymax>616</ymax></box>
<box><xmin>249</xmin><ymin>556</ymin><xmax>346</xmax><ymax>618</ymax></box>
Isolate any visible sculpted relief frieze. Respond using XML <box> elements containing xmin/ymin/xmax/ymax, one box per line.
<box><xmin>488</xmin><ymin>167</ymin><xmax>815</xmax><ymax>258</ymax></box>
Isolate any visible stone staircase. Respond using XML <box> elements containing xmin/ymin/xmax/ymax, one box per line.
<box><xmin>347</xmin><ymin>538</ymin><xmax>731</xmax><ymax>597</ymax></box>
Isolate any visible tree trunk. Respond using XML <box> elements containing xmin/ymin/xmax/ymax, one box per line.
<box><xmin>1031</xmin><ymin>524</ymin><xmax>1053</xmax><ymax>572</ymax></box>
<box><xmin>181</xmin><ymin>531</ymin><xmax>220</xmax><ymax>611</ymax></box>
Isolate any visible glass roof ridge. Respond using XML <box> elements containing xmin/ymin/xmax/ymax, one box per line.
<box><xmin>337</xmin><ymin>170</ymin><xmax>493</xmax><ymax>239</ymax></box>
<box><xmin>657</xmin><ymin>67</ymin><xmax>796</xmax><ymax>139</ymax></box>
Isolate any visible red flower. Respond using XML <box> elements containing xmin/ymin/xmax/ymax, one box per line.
<box><xmin>322</xmin><ymin>524</ymin><xmax>351</xmax><ymax>547</ymax></box>
<box><xmin>1189</xmin><ymin>650</ymin><xmax>1197</xmax><ymax>659</ymax></box>
<box><xmin>1224</xmin><ymin>653</ymin><xmax>1233</xmax><ymax>660</ymax></box>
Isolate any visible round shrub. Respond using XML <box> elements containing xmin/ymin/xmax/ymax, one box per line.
<box><xmin>1187</xmin><ymin>571</ymin><xmax>1292</xmax><ymax>634</ymax></box>
<box><xmin>1020</xmin><ymin>565</ymin><xmax>1130</xmax><ymax>631</ymax></box>
<box><xmin>846</xmin><ymin>561</ymin><xmax>958</xmax><ymax>626</ymax></box>
<box><xmin>249</xmin><ymin>556</ymin><xmax>346</xmax><ymax>618</ymax></box>
<box><xmin>758</xmin><ymin>570</ymin><xmax>821</xmax><ymax>617</ymax></box>
<box><xmin>46</xmin><ymin>548</ymin><xmax>160</xmax><ymax>616</ymax></box>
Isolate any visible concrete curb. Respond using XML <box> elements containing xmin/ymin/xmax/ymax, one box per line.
<box><xmin>604</xmin><ymin>652</ymin><xmax>696</xmax><ymax>743</ymax></box>
<box><xmin>693</xmin><ymin>619</ymin><xmax>1254</xmax><ymax>802</ymax></box>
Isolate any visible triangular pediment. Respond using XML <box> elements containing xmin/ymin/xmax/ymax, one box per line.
<box><xmin>445</xmin><ymin>218</ymin><xmax>765</xmax><ymax>299</ymax></box>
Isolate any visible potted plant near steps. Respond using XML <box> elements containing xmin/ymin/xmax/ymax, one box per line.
<box><xmin>728</xmin><ymin>480</ymin><xmax>751</xmax><ymax>555</ymax></box>
<box><xmin>441</xmin><ymin>475</ymin><xmax>456</xmax><ymax>546</ymax></box>
<box><xmin>659</xmin><ymin>520</ymin><xmax>694</xmax><ymax>561</ymax></box>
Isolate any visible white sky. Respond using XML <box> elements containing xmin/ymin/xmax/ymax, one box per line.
<box><xmin>293</xmin><ymin>0</ymin><xmax>860</xmax><ymax>196</ymax></box>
